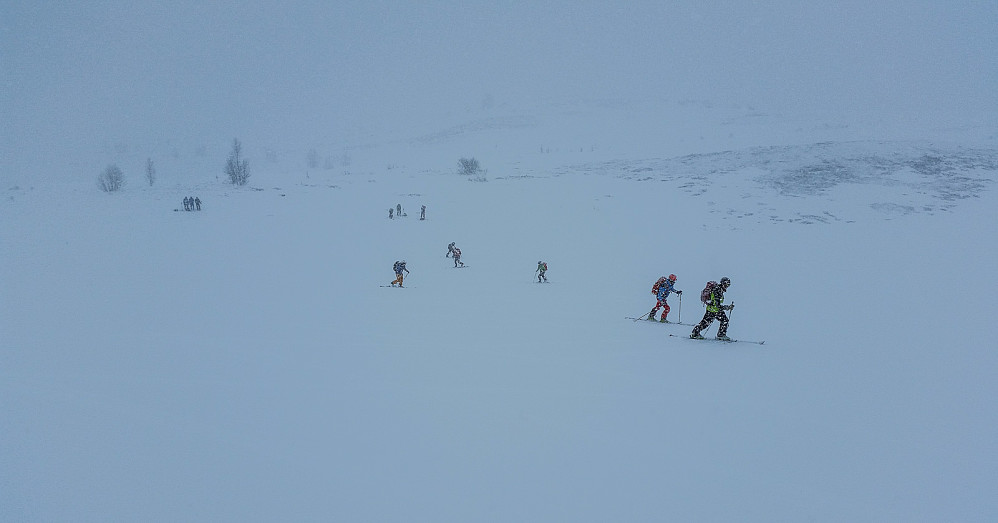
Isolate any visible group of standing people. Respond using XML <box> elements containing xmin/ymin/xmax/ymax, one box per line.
<box><xmin>183</xmin><ymin>196</ymin><xmax>201</xmax><ymax>211</ymax></box>
<box><xmin>389</xmin><ymin>203</ymin><xmax>428</xmax><ymax>220</ymax></box>
<box><xmin>647</xmin><ymin>274</ymin><xmax>735</xmax><ymax>341</ymax></box>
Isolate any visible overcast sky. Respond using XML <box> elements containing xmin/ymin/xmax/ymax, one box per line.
<box><xmin>2</xmin><ymin>1</ymin><xmax>996</xmax><ymax>181</ymax></box>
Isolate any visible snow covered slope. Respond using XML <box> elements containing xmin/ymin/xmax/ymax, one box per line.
<box><xmin>3</xmin><ymin>100</ymin><xmax>998</xmax><ymax>521</ymax></box>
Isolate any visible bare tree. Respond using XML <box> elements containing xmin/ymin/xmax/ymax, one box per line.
<box><xmin>98</xmin><ymin>164</ymin><xmax>125</xmax><ymax>192</ymax></box>
<box><xmin>145</xmin><ymin>157</ymin><xmax>156</xmax><ymax>186</ymax></box>
<box><xmin>225</xmin><ymin>138</ymin><xmax>250</xmax><ymax>185</ymax></box>
<box><xmin>458</xmin><ymin>157</ymin><xmax>481</xmax><ymax>176</ymax></box>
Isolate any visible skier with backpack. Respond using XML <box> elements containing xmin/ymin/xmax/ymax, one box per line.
<box><xmin>647</xmin><ymin>274</ymin><xmax>682</xmax><ymax>322</ymax></box>
<box><xmin>446</xmin><ymin>242</ymin><xmax>456</xmax><ymax>257</ymax></box>
<box><xmin>452</xmin><ymin>246</ymin><xmax>464</xmax><ymax>267</ymax></box>
<box><xmin>536</xmin><ymin>261</ymin><xmax>548</xmax><ymax>282</ymax></box>
<box><xmin>691</xmin><ymin>277</ymin><xmax>734</xmax><ymax>340</ymax></box>
<box><xmin>391</xmin><ymin>260</ymin><xmax>410</xmax><ymax>287</ymax></box>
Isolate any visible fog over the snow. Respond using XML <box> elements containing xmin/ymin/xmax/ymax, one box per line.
<box><xmin>4</xmin><ymin>3</ymin><xmax>998</xmax><ymax>521</ymax></box>
<box><xmin>2</xmin><ymin>1</ymin><xmax>996</xmax><ymax>183</ymax></box>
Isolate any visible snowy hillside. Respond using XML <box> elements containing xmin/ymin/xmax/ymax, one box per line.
<box><xmin>3</xmin><ymin>96</ymin><xmax>998</xmax><ymax>521</ymax></box>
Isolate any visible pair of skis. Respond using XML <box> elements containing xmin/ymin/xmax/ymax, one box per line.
<box><xmin>669</xmin><ymin>333</ymin><xmax>765</xmax><ymax>345</ymax></box>
<box><xmin>626</xmin><ymin>316</ymin><xmax>695</xmax><ymax>326</ymax></box>
<box><xmin>627</xmin><ymin>317</ymin><xmax>765</xmax><ymax>345</ymax></box>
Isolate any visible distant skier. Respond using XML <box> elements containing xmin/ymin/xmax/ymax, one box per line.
<box><xmin>452</xmin><ymin>246</ymin><xmax>464</xmax><ymax>267</ymax></box>
<box><xmin>194</xmin><ymin>197</ymin><xmax>201</xmax><ymax>211</ymax></box>
<box><xmin>536</xmin><ymin>261</ymin><xmax>548</xmax><ymax>282</ymax></box>
<box><xmin>391</xmin><ymin>260</ymin><xmax>410</xmax><ymax>287</ymax></box>
<box><xmin>446</xmin><ymin>242</ymin><xmax>456</xmax><ymax>257</ymax></box>
<box><xmin>647</xmin><ymin>274</ymin><xmax>681</xmax><ymax>322</ymax></box>
<box><xmin>183</xmin><ymin>197</ymin><xmax>190</xmax><ymax>211</ymax></box>
<box><xmin>396</xmin><ymin>203</ymin><xmax>402</xmax><ymax>217</ymax></box>
<box><xmin>420</xmin><ymin>205</ymin><xmax>426</xmax><ymax>220</ymax></box>
<box><xmin>389</xmin><ymin>208</ymin><xmax>394</xmax><ymax>219</ymax></box>
<box><xmin>691</xmin><ymin>277</ymin><xmax>733</xmax><ymax>340</ymax></box>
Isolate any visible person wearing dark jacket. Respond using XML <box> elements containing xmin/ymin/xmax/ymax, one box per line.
<box><xmin>691</xmin><ymin>277</ymin><xmax>733</xmax><ymax>340</ymax></box>
<box><xmin>391</xmin><ymin>260</ymin><xmax>410</xmax><ymax>287</ymax></box>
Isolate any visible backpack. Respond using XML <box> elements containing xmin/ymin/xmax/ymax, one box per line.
<box><xmin>540</xmin><ymin>262</ymin><xmax>547</xmax><ymax>271</ymax></box>
<box><xmin>393</xmin><ymin>261</ymin><xmax>400</xmax><ymax>272</ymax></box>
<box><xmin>651</xmin><ymin>276</ymin><xmax>667</xmax><ymax>295</ymax></box>
<box><xmin>700</xmin><ymin>281</ymin><xmax>717</xmax><ymax>304</ymax></box>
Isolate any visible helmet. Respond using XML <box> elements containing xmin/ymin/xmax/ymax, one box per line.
<box><xmin>668</xmin><ymin>274</ymin><xmax>677</xmax><ymax>282</ymax></box>
<box><xmin>720</xmin><ymin>277</ymin><xmax>731</xmax><ymax>287</ymax></box>
<box><xmin>401</xmin><ymin>260</ymin><xmax>406</xmax><ymax>264</ymax></box>
<box><xmin>538</xmin><ymin>261</ymin><xmax>543</xmax><ymax>265</ymax></box>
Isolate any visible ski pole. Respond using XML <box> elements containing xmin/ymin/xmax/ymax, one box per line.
<box><xmin>678</xmin><ymin>294</ymin><xmax>682</xmax><ymax>324</ymax></box>
<box><xmin>633</xmin><ymin>309</ymin><xmax>652</xmax><ymax>321</ymax></box>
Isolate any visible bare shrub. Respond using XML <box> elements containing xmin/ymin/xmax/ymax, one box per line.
<box><xmin>145</xmin><ymin>158</ymin><xmax>156</xmax><ymax>186</ymax></box>
<box><xmin>98</xmin><ymin>164</ymin><xmax>125</xmax><ymax>192</ymax></box>
<box><xmin>458</xmin><ymin>157</ymin><xmax>480</xmax><ymax>176</ymax></box>
<box><xmin>225</xmin><ymin>138</ymin><xmax>250</xmax><ymax>185</ymax></box>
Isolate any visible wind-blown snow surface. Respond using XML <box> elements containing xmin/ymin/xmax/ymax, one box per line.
<box><xmin>3</xmin><ymin>105</ymin><xmax>998</xmax><ymax>521</ymax></box>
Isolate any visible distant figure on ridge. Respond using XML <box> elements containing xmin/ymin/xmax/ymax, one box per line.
<box><xmin>536</xmin><ymin>261</ymin><xmax>548</xmax><ymax>282</ymax></box>
<box><xmin>452</xmin><ymin>246</ymin><xmax>464</xmax><ymax>267</ymax></box>
<box><xmin>446</xmin><ymin>242</ymin><xmax>456</xmax><ymax>257</ymax></box>
<box><xmin>420</xmin><ymin>205</ymin><xmax>426</xmax><ymax>220</ymax></box>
